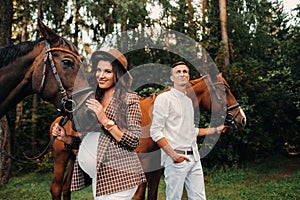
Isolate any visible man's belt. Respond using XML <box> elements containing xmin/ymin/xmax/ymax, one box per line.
<box><xmin>174</xmin><ymin>149</ymin><xmax>193</xmax><ymax>155</ymax></box>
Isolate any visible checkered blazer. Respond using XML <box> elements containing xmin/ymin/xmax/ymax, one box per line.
<box><xmin>70</xmin><ymin>92</ymin><xmax>146</xmax><ymax>196</ymax></box>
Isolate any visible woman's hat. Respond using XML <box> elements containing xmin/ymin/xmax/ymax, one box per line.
<box><xmin>91</xmin><ymin>49</ymin><xmax>128</xmax><ymax>71</ymax></box>
<box><xmin>91</xmin><ymin>49</ymin><xmax>133</xmax><ymax>84</ymax></box>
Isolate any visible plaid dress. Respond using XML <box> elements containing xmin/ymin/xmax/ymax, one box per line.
<box><xmin>70</xmin><ymin>92</ymin><xmax>146</xmax><ymax>197</ymax></box>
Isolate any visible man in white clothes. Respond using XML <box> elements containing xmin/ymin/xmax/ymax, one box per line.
<box><xmin>150</xmin><ymin>61</ymin><xmax>224</xmax><ymax>200</ymax></box>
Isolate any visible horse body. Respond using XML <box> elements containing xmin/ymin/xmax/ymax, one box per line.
<box><xmin>0</xmin><ymin>41</ymin><xmax>43</xmax><ymax>116</ymax></box>
<box><xmin>50</xmin><ymin>73</ymin><xmax>246</xmax><ymax>200</ymax></box>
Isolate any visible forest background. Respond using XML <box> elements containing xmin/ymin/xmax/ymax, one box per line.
<box><xmin>0</xmin><ymin>0</ymin><xmax>299</xmax><ymax>186</ymax></box>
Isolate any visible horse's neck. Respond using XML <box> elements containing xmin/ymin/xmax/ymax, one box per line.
<box><xmin>0</xmin><ymin>43</ymin><xmax>43</xmax><ymax>118</ymax></box>
<box><xmin>188</xmin><ymin>76</ymin><xmax>211</xmax><ymax>111</ymax></box>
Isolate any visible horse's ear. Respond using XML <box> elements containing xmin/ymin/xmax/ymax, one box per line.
<box><xmin>218</xmin><ymin>72</ymin><xmax>223</xmax><ymax>78</ymax></box>
<box><xmin>38</xmin><ymin>19</ymin><xmax>60</xmax><ymax>44</ymax></box>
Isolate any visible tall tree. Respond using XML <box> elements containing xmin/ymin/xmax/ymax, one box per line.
<box><xmin>219</xmin><ymin>0</ymin><xmax>230</xmax><ymax>67</ymax></box>
<box><xmin>0</xmin><ymin>0</ymin><xmax>13</xmax><ymax>185</ymax></box>
<box><xmin>30</xmin><ymin>0</ymin><xmax>41</xmax><ymax>155</ymax></box>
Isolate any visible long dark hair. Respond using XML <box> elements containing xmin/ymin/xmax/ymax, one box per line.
<box><xmin>90</xmin><ymin>53</ymin><xmax>132</xmax><ymax>127</ymax></box>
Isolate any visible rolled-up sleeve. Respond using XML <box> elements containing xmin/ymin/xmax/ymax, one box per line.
<box><xmin>150</xmin><ymin>94</ymin><xmax>169</xmax><ymax>142</ymax></box>
<box><xmin>118</xmin><ymin>94</ymin><xmax>142</xmax><ymax>150</ymax></box>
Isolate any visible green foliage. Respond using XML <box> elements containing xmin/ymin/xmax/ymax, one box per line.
<box><xmin>10</xmin><ymin>96</ymin><xmax>57</xmax><ymax>174</ymax></box>
<box><xmin>136</xmin><ymin>84</ymin><xmax>165</xmax><ymax>97</ymax></box>
<box><xmin>198</xmin><ymin>0</ymin><xmax>300</xmax><ymax>166</ymax></box>
<box><xmin>8</xmin><ymin>0</ymin><xmax>300</xmax><ymax>174</ymax></box>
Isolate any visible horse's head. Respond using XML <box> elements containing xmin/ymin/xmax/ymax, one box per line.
<box><xmin>188</xmin><ymin>73</ymin><xmax>246</xmax><ymax>130</ymax></box>
<box><xmin>31</xmin><ymin>20</ymin><xmax>99</xmax><ymax>132</ymax></box>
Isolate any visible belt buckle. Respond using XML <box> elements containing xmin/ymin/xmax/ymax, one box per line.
<box><xmin>184</xmin><ymin>149</ymin><xmax>192</xmax><ymax>155</ymax></box>
<box><xmin>184</xmin><ymin>149</ymin><xmax>188</xmax><ymax>155</ymax></box>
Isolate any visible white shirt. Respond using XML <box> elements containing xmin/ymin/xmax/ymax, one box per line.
<box><xmin>150</xmin><ymin>88</ymin><xmax>200</xmax><ymax>166</ymax></box>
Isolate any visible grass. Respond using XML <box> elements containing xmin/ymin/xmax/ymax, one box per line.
<box><xmin>204</xmin><ymin>156</ymin><xmax>300</xmax><ymax>200</ymax></box>
<box><xmin>0</xmin><ymin>156</ymin><xmax>299</xmax><ymax>200</ymax></box>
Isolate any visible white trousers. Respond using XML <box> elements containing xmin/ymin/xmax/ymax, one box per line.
<box><xmin>164</xmin><ymin>155</ymin><xmax>206</xmax><ymax>200</ymax></box>
<box><xmin>92</xmin><ymin>179</ymin><xmax>138</xmax><ymax>200</ymax></box>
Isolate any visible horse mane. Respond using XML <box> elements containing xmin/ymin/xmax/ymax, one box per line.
<box><xmin>189</xmin><ymin>75</ymin><xmax>207</xmax><ymax>86</ymax></box>
<box><xmin>0</xmin><ymin>38</ymin><xmax>44</xmax><ymax>68</ymax></box>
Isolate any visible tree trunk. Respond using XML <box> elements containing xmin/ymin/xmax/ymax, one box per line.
<box><xmin>200</xmin><ymin>0</ymin><xmax>208</xmax><ymax>74</ymax></box>
<box><xmin>0</xmin><ymin>116</ymin><xmax>11</xmax><ymax>185</ymax></box>
<box><xmin>219</xmin><ymin>0</ymin><xmax>230</xmax><ymax>67</ymax></box>
<box><xmin>202</xmin><ymin>0</ymin><xmax>207</xmax><ymax>21</ymax></box>
<box><xmin>188</xmin><ymin>0</ymin><xmax>195</xmax><ymax>38</ymax></box>
<box><xmin>74</xmin><ymin>0</ymin><xmax>80</xmax><ymax>47</ymax></box>
<box><xmin>29</xmin><ymin>1</ymin><xmax>43</xmax><ymax>154</ymax></box>
<box><xmin>15</xmin><ymin>11</ymin><xmax>29</xmax><ymax>146</ymax></box>
<box><xmin>0</xmin><ymin>0</ymin><xmax>13</xmax><ymax>186</ymax></box>
<box><xmin>0</xmin><ymin>0</ymin><xmax>13</xmax><ymax>46</ymax></box>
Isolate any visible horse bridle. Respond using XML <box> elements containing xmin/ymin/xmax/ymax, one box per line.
<box><xmin>207</xmin><ymin>76</ymin><xmax>242</xmax><ymax>129</ymax></box>
<box><xmin>40</xmin><ymin>40</ymin><xmax>94</xmax><ymax>121</ymax></box>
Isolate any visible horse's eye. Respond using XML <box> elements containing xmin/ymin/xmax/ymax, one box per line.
<box><xmin>62</xmin><ymin>60</ymin><xmax>74</xmax><ymax>69</ymax></box>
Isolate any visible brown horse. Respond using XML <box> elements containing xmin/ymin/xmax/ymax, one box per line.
<box><xmin>0</xmin><ymin>20</ymin><xmax>99</xmax><ymax>198</ymax></box>
<box><xmin>49</xmin><ymin>73</ymin><xmax>246</xmax><ymax>200</ymax></box>
<box><xmin>0</xmin><ymin>20</ymin><xmax>98</xmax><ymax>132</ymax></box>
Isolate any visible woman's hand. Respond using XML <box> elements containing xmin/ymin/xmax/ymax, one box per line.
<box><xmin>86</xmin><ymin>98</ymin><xmax>108</xmax><ymax>125</ymax></box>
<box><xmin>52</xmin><ymin>123</ymin><xmax>72</xmax><ymax>144</ymax></box>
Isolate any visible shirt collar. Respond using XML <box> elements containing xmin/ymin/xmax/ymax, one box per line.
<box><xmin>171</xmin><ymin>87</ymin><xmax>187</xmax><ymax>97</ymax></box>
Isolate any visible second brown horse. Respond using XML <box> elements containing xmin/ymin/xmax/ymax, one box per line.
<box><xmin>50</xmin><ymin>73</ymin><xmax>246</xmax><ymax>200</ymax></box>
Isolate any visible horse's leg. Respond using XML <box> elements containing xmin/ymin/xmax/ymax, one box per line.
<box><xmin>62</xmin><ymin>152</ymin><xmax>76</xmax><ymax>200</ymax></box>
<box><xmin>133</xmin><ymin>182</ymin><xmax>147</xmax><ymax>200</ymax></box>
<box><xmin>134</xmin><ymin>169</ymin><xmax>163</xmax><ymax>200</ymax></box>
<box><xmin>50</xmin><ymin>141</ymin><xmax>71</xmax><ymax>200</ymax></box>
<box><xmin>147</xmin><ymin>169</ymin><xmax>163</xmax><ymax>200</ymax></box>
<box><xmin>135</xmin><ymin>141</ymin><xmax>163</xmax><ymax>200</ymax></box>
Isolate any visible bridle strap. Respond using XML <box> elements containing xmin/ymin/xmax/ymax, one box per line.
<box><xmin>40</xmin><ymin>40</ymin><xmax>86</xmax><ymax>115</ymax></box>
<box><xmin>225</xmin><ymin>103</ymin><xmax>241</xmax><ymax>127</ymax></box>
<box><xmin>47</xmin><ymin>47</ymin><xmax>81</xmax><ymax>62</ymax></box>
<box><xmin>227</xmin><ymin>103</ymin><xmax>240</xmax><ymax>111</ymax></box>
<box><xmin>206</xmin><ymin>75</ymin><xmax>241</xmax><ymax>127</ymax></box>
<box><xmin>207</xmin><ymin>76</ymin><xmax>223</xmax><ymax>104</ymax></box>
<box><xmin>45</xmin><ymin>41</ymin><xmax>69</xmax><ymax>103</ymax></box>
<box><xmin>39</xmin><ymin>41</ymin><xmax>82</xmax><ymax>93</ymax></box>
<box><xmin>69</xmin><ymin>86</ymin><xmax>93</xmax><ymax>97</ymax></box>
<box><xmin>70</xmin><ymin>86</ymin><xmax>94</xmax><ymax>111</ymax></box>
<box><xmin>39</xmin><ymin>53</ymin><xmax>48</xmax><ymax>92</ymax></box>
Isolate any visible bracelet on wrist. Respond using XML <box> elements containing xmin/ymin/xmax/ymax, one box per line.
<box><xmin>104</xmin><ymin>120</ymin><xmax>115</xmax><ymax>131</ymax></box>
